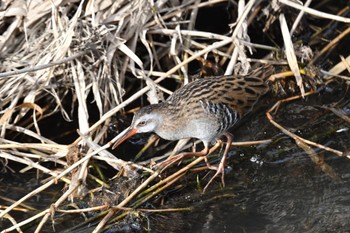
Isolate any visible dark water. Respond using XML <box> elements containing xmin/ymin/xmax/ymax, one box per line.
<box><xmin>176</xmin><ymin>153</ymin><xmax>350</xmax><ymax>233</ymax></box>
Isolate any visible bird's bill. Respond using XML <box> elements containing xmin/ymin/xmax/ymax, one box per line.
<box><xmin>112</xmin><ymin>127</ymin><xmax>138</xmax><ymax>149</ymax></box>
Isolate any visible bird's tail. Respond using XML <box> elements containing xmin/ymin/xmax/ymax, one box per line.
<box><xmin>248</xmin><ymin>63</ymin><xmax>275</xmax><ymax>82</ymax></box>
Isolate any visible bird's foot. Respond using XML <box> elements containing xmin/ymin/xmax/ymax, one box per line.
<box><xmin>203</xmin><ymin>155</ymin><xmax>227</xmax><ymax>192</ymax></box>
<box><xmin>154</xmin><ymin>148</ymin><xmax>209</xmax><ymax>171</ymax></box>
<box><xmin>153</xmin><ymin>153</ymin><xmax>186</xmax><ymax>171</ymax></box>
<box><xmin>202</xmin><ymin>132</ymin><xmax>233</xmax><ymax>192</ymax></box>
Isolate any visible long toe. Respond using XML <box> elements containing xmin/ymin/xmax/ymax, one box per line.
<box><xmin>154</xmin><ymin>154</ymin><xmax>185</xmax><ymax>171</ymax></box>
<box><xmin>156</xmin><ymin>147</ymin><xmax>210</xmax><ymax>171</ymax></box>
<box><xmin>203</xmin><ymin>142</ymin><xmax>229</xmax><ymax>192</ymax></box>
<box><xmin>203</xmin><ymin>160</ymin><xmax>226</xmax><ymax>192</ymax></box>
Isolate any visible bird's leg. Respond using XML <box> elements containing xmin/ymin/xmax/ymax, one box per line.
<box><xmin>155</xmin><ymin>146</ymin><xmax>209</xmax><ymax>171</ymax></box>
<box><xmin>203</xmin><ymin>141</ymin><xmax>222</xmax><ymax>170</ymax></box>
<box><xmin>203</xmin><ymin>132</ymin><xmax>233</xmax><ymax>192</ymax></box>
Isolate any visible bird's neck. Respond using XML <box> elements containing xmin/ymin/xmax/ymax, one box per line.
<box><xmin>151</xmin><ymin>102</ymin><xmax>185</xmax><ymax>141</ymax></box>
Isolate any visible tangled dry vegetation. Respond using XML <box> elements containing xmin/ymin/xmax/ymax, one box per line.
<box><xmin>0</xmin><ymin>0</ymin><xmax>350</xmax><ymax>232</ymax></box>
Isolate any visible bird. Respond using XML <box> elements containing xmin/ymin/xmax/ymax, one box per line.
<box><xmin>113</xmin><ymin>65</ymin><xmax>272</xmax><ymax>190</ymax></box>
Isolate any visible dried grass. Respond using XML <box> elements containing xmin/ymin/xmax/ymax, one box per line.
<box><xmin>0</xmin><ymin>0</ymin><xmax>349</xmax><ymax>232</ymax></box>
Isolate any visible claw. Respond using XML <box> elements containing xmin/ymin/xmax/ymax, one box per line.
<box><xmin>155</xmin><ymin>147</ymin><xmax>209</xmax><ymax>171</ymax></box>
<box><xmin>203</xmin><ymin>132</ymin><xmax>233</xmax><ymax>192</ymax></box>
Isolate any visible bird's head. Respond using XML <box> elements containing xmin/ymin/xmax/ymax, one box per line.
<box><xmin>112</xmin><ymin>105</ymin><xmax>163</xmax><ymax>149</ymax></box>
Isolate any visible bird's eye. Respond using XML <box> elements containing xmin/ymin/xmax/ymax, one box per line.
<box><xmin>138</xmin><ymin>121</ymin><xmax>146</xmax><ymax>126</ymax></box>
